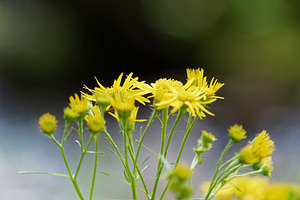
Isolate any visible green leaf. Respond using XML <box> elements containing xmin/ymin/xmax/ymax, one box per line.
<box><xmin>98</xmin><ymin>171</ymin><xmax>130</xmax><ymax>185</ymax></box>
<box><xmin>106</xmin><ymin>147</ymin><xmax>119</xmax><ymax>157</ymax></box>
<box><xmin>17</xmin><ymin>171</ymin><xmax>69</xmax><ymax>178</ymax></box>
<box><xmin>136</xmin><ymin>141</ymin><xmax>158</xmax><ymax>159</ymax></box>
<box><xmin>140</xmin><ymin>165</ymin><xmax>149</xmax><ymax>173</ymax></box>
<box><xmin>86</xmin><ymin>151</ymin><xmax>104</xmax><ymax>155</ymax></box>
<box><xmin>139</xmin><ymin>156</ymin><xmax>150</xmax><ymax>167</ymax></box>
<box><xmin>74</xmin><ymin>140</ymin><xmax>81</xmax><ymax>148</ymax></box>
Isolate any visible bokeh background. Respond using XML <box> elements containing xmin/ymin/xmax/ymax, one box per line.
<box><xmin>1</xmin><ymin>0</ymin><xmax>300</xmax><ymax>199</ymax></box>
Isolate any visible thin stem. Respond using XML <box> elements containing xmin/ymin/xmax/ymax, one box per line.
<box><xmin>103</xmin><ymin>128</ymin><xmax>130</xmax><ymax>176</ymax></box>
<box><xmin>61</xmin><ymin>121</ymin><xmax>70</xmax><ymax>145</ymax></box>
<box><xmin>175</xmin><ymin>115</ymin><xmax>198</xmax><ymax>165</ymax></box>
<box><xmin>205</xmin><ymin>162</ymin><xmax>241</xmax><ymax>200</ymax></box>
<box><xmin>50</xmin><ymin>135</ymin><xmax>85</xmax><ymax>200</ymax></box>
<box><xmin>151</xmin><ymin>107</ymin><xmax>185</xmax><ymax>200</ymax></box>
<box><xmin>133</xmin><ymin>108</ymin><xmax>158</xmax><ymax>198</ymax></box>
<box><xmin>204</xmin><ymin>139</ymin><xmax>233</xmax><ymax>200</ymax></box>
<box><xmin>160</xmin><ymin>114</ymin><xmax>198</xmax><ymax>199</ymax></box>
<box><xmin>151</xmin><ymin>108</ymin><xmax>169</xmax><ymax>200</ymax></box>
<box><xmin>89</xmin><ymin>133</ymin><xmax>100</xmax><ymax>200</ymax></box>
<box><xmin>208</xmin><ymin>164</ymin><xmax>244</xmax><ymax>200</ymax></box>
<box><xmin>74</xmin><ymin>134</ymin><xmax>94</xmax><ymax>180</ymax></box>
<box><xmin>78</xmin><ymin>118</ymin><xmax>84</xmax><ymax>153</ymax></box>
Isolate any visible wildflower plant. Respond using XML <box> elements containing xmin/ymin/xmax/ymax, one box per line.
<box><xmin>18</xmin><ymin>68</ymin><xmax>276</xmax><ymax>200</ymax></box>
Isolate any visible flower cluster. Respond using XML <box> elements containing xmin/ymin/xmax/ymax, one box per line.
<box><xmin>28</xmin><ymin>68</ymin><xmax>277</xmax><ymax>200</ymax></box>
<box><xmin>139</xmin><ymin>68</ymin><xmax>224</xmax><ymax>118</ymax></box>
<box><xmin>82</xmin><ymin>68</ymin><xmax>224</xmax><ymax>122</ymax></box>
<box><xmin>202</xmin><ymin>125</ymin><xmax>275</xmax><ymax>200</ymax></box>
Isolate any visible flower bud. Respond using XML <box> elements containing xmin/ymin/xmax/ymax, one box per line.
<box><xmin>228</xmin><ymin>124</ymin><xmax>246</xmax><ymax>143</ymax></box>
<box><xmin>200</xmin><ymin>130</ymin><xmax>216</xmax><ymax>150</ymax></box>
<box><xmin>39</xmin><ymin>112</ymin><xmax>56</xmax><ymax>136</ymax></box>
<box><xmin>85</xmin><ymin>106</ymin><xmax>105</xmax><ymax>134</ymax></box>
<box><xmin>64</xmin><ymin>107</ymin><xmax>78</xmax><ymax>122</ymax></box>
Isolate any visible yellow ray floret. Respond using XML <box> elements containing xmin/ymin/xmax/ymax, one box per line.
<box><xmin>69</xmin><ymin>93</ymin><xmax>88</xmax><ymax>115</ymax></box>
<box><xmin>83</xmin><ymin>73</ymin><xmax>150</xmax><ymax>109</ymax></box>
<box><xmin>252</xmin><ymin>130</ymin><xmax>275</xmax><ymax>158</ymax></box>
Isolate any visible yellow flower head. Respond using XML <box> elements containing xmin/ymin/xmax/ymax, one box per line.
<box><xmin>110</xmin><ymin>106</ymin><xmax>146</xmax><ymax>122</ymax></box>
<box><xmin>94</xmin><ymin>88</ymin><xmax>112</xmax><ymax>109</ymax></box>
<box><xmin>85</xmin><ymin>106</ymin><xmax>105</xmax><ymax>133</ymax></box>
<box><xmin>206</xmin><ymin>77</ymin><xmax>224</xmax><ymax>99</ymax></box>
<box><xmin>252</xmin><ymin>130</ymin><xmax>275</xmax><ymax>158</ymax></box>
<box><xmin>111</xmin><ymin>93</ymin><xmax>135</xmax><ymax>113</ymax></box>
<box><xmin>39</xmin><ymin>112</ymin><xmax>56</xmax><ymax>135</ymax></box>
<box><xmin>64</xmin><ymin>107</ymin><xmax>78</xmax><ymax>122</ymax></box>
<box><xmin>155</xmin><ymin>78</ymin><xmax>216</xmax><ymax>118</ymax></box>
<box><xmin>200</xmin><ymin>130</ymin><xmax>217</xmax><ymax>149</ymax></box>
<box><xmin>228</xmin><ymin>124</ymin><xmax>247</xmax><ymax>143</ymax></box>
<box><xmin>173</xmin><ymin>163</ymin><xmax>192</xmax><ymax>181</ymax></box>
<box><xmin>144</xmin><ymin>78</ymin><xmax>183</xmax><ymax>104</ymax></box>
<box><xmin>186</xmin><ymin>68</ymin><xmax>208</xmax><ymax>88</ymax></box>
<box><xmin>261</xmin><ymin>157</ymin><xmax>274</xmax><ymax>177</ymax></box>
<box><xmin>240</xmin><ymin>130</ymin><xmax>274</xmax><ymax>164</ymax></box>
<box><xmin>83</xmin><ymin>73</ymin><xmax>150</xmax><ymax>110</ymax></box>
<box><xmin>240</xmin><ymin>144</ymin><xmax>261</xmax><ymax>164</ymax></box>
<box><xmin>69</xmin><ymin>93</ymin><xmax>88</xmax><ymax>116</ymax></box>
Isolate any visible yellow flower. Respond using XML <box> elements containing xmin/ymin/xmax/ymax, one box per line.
<box><xmin>155</xmin><ymin>78</ymin><xmax>215</xmax><ymax>118</ymax></box>
<box><xmin>94</xmin><ymin>89</ymin><xmax>112</xmax><ymax>110</ymax></box>
<box><xmin>128</xmin><ymin>106</ymin><xmax>147</xmax><ymax>123</ymax></box>
<box><xmin>173</xmin><ymin>163</ymin><xmax>192</xmax><ymax>180</ymax></box>
<box><xmin>261</xmin><ymin>157</ymin><xmax>274</xmax><ymax>177</ymax></box>
<box><xmin>265</xmin><ymin>183</ymin><xmax>298</xmax><ymax>200</ymax></box>
<box><xmin>186</xmin><ymin>68</ymin><xmax>224</xmax><ymax>100</ymax></box>
<box><xmin>252</xmin><ymin>130</ymin><xmax>275</xmax><ymax>158</ymax></box>
<box><xmin>200</xmin><ymin>130</ymin><xmax>217</xmax><ymax>149</ymax></box>
<box><xmin>110</xmin><ymin>93</ymin><xmax>135</xmax><ymax>113</ymax></box>
<box><xmin>240</xmin><ymin>144</ymin><xmax>261</xmax><ymax>164</ymax></box>
<box><xmin>206</xmin><ymin>77</ymin><xmax>224</xmax><ymax>100</ymax></box>
<box><xmin>205</xmin><ymin>176</ymin><xmax>300</xmax><ymax>200</ymax></box>
<box><xmin>186</xmin><ymin>68</ymin><xmax>208</xmax><ymax>88</ymax></box>
<box><xmin>232</xmin><ymin>177</ymin><xmax>268</xmax><ymax>200</ymax></box>
<box><xmin>228</xmin><ymin>124</ymin><xmax>247</xmax><ymax>142</ymax></box>
<box><xmin>83</xmin><ymin>73</ymin><xmax>150</xmax><ymax>108</ymax></box>
<box><xmin>240</xmin><ymin>130</ymin><xmax>274</xmax><ymax>164</ymax></box>
<box><xmin>39</xmin><ymin>112</ymin><xmax>56</xmax><ymax>135</ymax></box>
<box><xmin>69</xmin><ymin>93</ymin><xmax>88</xmax><ymax>116</ymax></box>
<box><xmin>85</xmin><ymin>106</ymin><xmax>105</xmax><ymax>133</ymax></box>
<box><xmin>141</xmin><ymin>78</ymin><xmax>183</xmax><ymax>104</ymax></box>
<box><xmin>110</xmin><ymin>106</ymin><xmax>146</xmax><ymax>122</ymax></box>
<box><xmin>64</xmin><ymin>107</ymin><xmax>78</xmax><ymax>122</ymax></box>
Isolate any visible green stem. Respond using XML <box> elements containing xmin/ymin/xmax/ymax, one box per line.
<box><xmin>51</xmin><ymin>135</ymin><xmax>85</xmax><ymax>200</ymax></box>
<box><xmin>74</xmin><ymin>134</ymin><xmax>94</xmax><ymax>180</ymax></box>
<box><xmin>102</xmin><ymin>128</ymin><xmax>131</xmax><ymax>177</ymax></box>
<box><xmin>89</xmin><ymin>133</ymin><xmax>100</xmax><ymax>200</ymax></box>
<box><xmin>160</xmin><ymin>114</ymin><xmax>198</xmax><ymax>199</ymax></box>
<box><xmin>78</xmin><ymin>118</ymin><xmax>84</xmax><ymax>153</ymax></box>
<box><xmin>120</xmin><ymin>118</ymin><xmax>137</xmax><ymax>199</ymax></box>
<box><xmin>208</xmin><ymin>164</ymin><xmax>244</xmax><ymax>200</ymax></box>
<box><xmin>133</xmin><ymin>108</ymin><xmax>158</xmax><ymax>198</ymax></box>
<box><xmin>61</xmin><ymin>121</ymin><xmax>70</xmax><ymax>145</ymax></box>
<box><xmin>151</xmin><ymin>108</ymin><xmax>169</xmax><ymax>200</ymax></box>
<box><xmin>204</xmin><ymin>139</ymin><xmax>234</xmax><ymax>200</ymax></box>
<box><xmin>151</xmin><ymin>107</ymin><xmax>185</xmax><ymax>200</ymax></box>
<box><xmin>175</xmin><ymin>114</ymin><xmax>198</xmax><ymax>165</ymax></box>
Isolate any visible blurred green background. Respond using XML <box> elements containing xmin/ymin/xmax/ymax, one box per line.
<box><xmin>1</xmin><ymin>0</ymin><xmax>300</xmax><ymax>199</ymax></box>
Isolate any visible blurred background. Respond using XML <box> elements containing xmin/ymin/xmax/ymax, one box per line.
<box><xmin>1</xmin><ymin>0</ymin><xmax>300</xmax><ymax>199</ymax></box>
